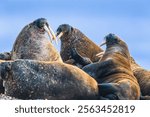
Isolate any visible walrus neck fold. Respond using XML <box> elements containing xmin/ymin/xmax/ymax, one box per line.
<box><xmin>130</xmin><ymin>57</ymin><xmax>143</xmax><ymax>71</ymax></box>
<box><xmin>106</xmin><ymin>44</ymin><xmax>130</xmax><ymax>60</ymax></box>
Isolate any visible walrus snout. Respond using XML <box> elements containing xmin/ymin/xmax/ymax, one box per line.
<box><xmin>99</xmin><ymin>33</ymin><xmax>115</xmax><ymax>47</ymax></box>
<box><xmin>33</xmin><ymin>18</ymin><xmax>56</xmax><ymax>43</ymax></box>
<box><xmin>105</xmin><ymin>33</ymin><xmax>120</xmax><ymax>45</ymax></box>
<box><xmin>56</xmin><ymin>31</ymin><xmax>64</xmax><ymax>39</ymax></box>
<box><xmin>100</xmin><ymin>33</ymin><xmax>120</xmax><ymax>47</ymax></box>
<box><xmin>56</xmin><ymin>24</ymin><xmax>73</xmax><ymax>39</ymax></box>
<box><xmin>55</xmin><ymin>30</ymin><xmax>63</xmax><ymax>44</ymax></box>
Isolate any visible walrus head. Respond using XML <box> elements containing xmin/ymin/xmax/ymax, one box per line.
<box><xmin>56</xmin><ymin>24</ymin><xmax>73</xmax><ymax>39</ymax></box>
<box><xmin>33</xmin><ymin>18</ymin><xmax>56</xmax><ymax>42</ymax></box>
<box><xmin>100</xmin><ymin>33</ymin><xmax>123</xmax><ymax>47</ymax></box>
<box><xmin>100</xmin><ymin>33</ymin><xmax>130</xmax><ymax>61</ymax></box>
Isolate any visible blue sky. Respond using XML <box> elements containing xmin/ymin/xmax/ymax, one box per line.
<box><xmin>0</xmin><ymin>0</ymin><xmax>150</xmax><ymax>69</ymax></box>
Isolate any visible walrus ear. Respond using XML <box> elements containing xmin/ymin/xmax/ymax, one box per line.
<box><xmin>0</xmin><ymin>62</ymin><xmax>11</xmax><ymax>80</ymax></box>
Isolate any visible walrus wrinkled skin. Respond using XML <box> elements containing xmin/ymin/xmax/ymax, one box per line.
<box><xmin>83</xmin><ymin>33</ymin><xmax>140</xmax><ymax>100</ymax></box>
<box><xmin>56</xmin><ymin>24</ymin><xmax>103</xmax><ymax>63</ymax></box>
<box><xmin>0</xmin><ymin>59</ymin><xmax>98</xmax><ymax>100</ymax></box>
<box><xmin>131</xmin><ymin>57</ymin><xmax>150</xmax><ymax>96</ymax></box>
<box><xmin>11</xmin><ymin>18</ymin><xmax>62</xmax><ymax>62</ymax></box>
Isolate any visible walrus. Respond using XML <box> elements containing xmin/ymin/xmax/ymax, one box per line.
<box><xmin>71</xmin><ymin>47</ymin><xmax>150</xmax><ymax>99</ymax></box>
<box><xmin>56</xmin><ymin>24</ymin><xmax>103</xmax><ymax>63</ymax></box>
<box><xmin>11</xmin><ymin>18</ymin><xmax>62</xmax><ymax>62</ymax></box>
<box><xmin>82</xmin><ymin>33</ymin><xmax>140</xmax><ymax>100</ymax></box>
<box><xmin>0</xmin><ymin>59</ymin><xmax>98</xmax><ymax>100</ymax></box>
<box><xmin>131</xmin><ymin>57</ymin><xmax>150</xmax><ymax>96</ymax></box>
<box><xmin>0</xmin><ymin>60</ymin><xmax>5</xmax><ymax>94</ymax></box>
<box><xmin>0</xmin><ymin>52</ymin><xmax>11</xmax><ymax>60</ymax></box>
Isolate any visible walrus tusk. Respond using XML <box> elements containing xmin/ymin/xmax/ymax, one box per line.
<box><xmin>96</xmin><ymin>52</ymin><xmax>104</xmax><ymax>57</ymax></box>
<box><xmin>44</xmin><ymin>24</ymin><xmax>53</xmax><ymax>42</ymax></box>
<box><xmin>48</xmin><ymin>25</ymin><xmax>58</xmax><ymax>45</ymax></box>
<box><xmin>100</xmin><ymin>40</ymin><xmax>106</xmax><ymax>47</ymax></box>
<box><xmin>56</xmin><ymin>32</ymin><xmax>64</xmax><ymax>39</ymax></box>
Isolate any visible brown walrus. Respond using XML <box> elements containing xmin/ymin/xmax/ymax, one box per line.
<box><xmin>71</xmin><ymin>47</ymin><xmax>150</xmax><ymax>99</ymax></box>
<box><xmin>56</xmin><ymin>24</ymin><xmax>103</xmax><ymax>63</ymax></box>
<box><xmin>0</xmin><ymin>59</ymin><xmax>98</xmax><ymax>100</ymax></box>
<box><xmin>83</xmin><ymin>33</ymin><xmax>140</xmax><ymax>100</ymax></box>
<box><xmin>131</xmin><ymin>57</ymin><xmax>150</xmax><ymax>96</ymax></box>
<box><xmin>11</xmin><ymin>18</ymin><xmax>62</xmax><ymax>62</ymax></box>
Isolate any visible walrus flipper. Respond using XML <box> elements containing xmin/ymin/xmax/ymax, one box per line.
<box><xmin>98</xmin><ymin>83</ymin><xmax>119</xmax><ymax>100</ymax></box>
<box><xmin>0</xmin><ymin>61</ymin><xmax>11</xmax><ymax>80</ymax></box>
<box><xmin>0</xmin><ymin>52</ymin><xmax>11</xmax><ymax>60</ymax></box>
<box><xmin>71</xmin><ymin>47</ymin><xmax>92</xmax><ymax>66</ymax></box>
<box><xmin>140</xmin><ymin>95</ymin><xmax>150</xmax><ymax>100</ymax></box>
<box><xmin>83</xmin><ymin>59</ymin><xmax>115</xmax><ymax>79</ymax></box>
